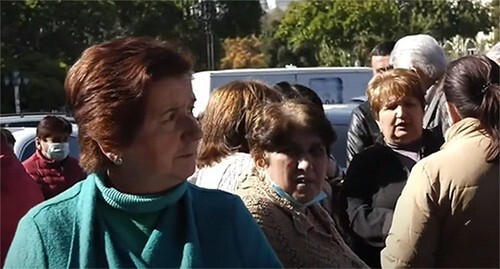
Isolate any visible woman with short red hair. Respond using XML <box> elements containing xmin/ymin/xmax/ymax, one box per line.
<box><xmin>4</xmin><ymin>37</ymin><xmax>281</xmax><ymax>268</ymax></box>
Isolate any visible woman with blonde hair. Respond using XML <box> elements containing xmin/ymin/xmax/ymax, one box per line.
<box><xmin>191</xmin><ymin>80</ymin><xmax>282</xmax><ymax>193</ymax></box>
<box><xmin>382</xmin><ymin>55</ymin><xmax>499</xmax><ymax>268</ymax></box>
<box><xmin>339</xmin><ymin>68</ymin><xmax>443</xmax><ymax>267</ymax></box>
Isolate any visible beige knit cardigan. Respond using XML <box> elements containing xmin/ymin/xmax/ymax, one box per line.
<box><xmin>236</xmin><ymin>175</ymin><xmax>368</xmax><ymax>268</ymax></box>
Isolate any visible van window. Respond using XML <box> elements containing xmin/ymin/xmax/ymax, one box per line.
<box><xmin>309</xmin><ymin>77</ymin><xmax>344</xmax><ymax>104</ymax></box>
<box><xmin>1</xmin><ymin>122</ymin><xmax>40</xmax><ymax>127</ymax></box>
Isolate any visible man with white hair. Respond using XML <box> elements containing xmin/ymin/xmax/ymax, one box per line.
<box><xmin>390</xmin><ymin>34</ymin><xmax>449</xmax><ymax>138</ymax></box>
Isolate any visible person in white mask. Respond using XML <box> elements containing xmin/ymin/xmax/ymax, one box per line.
<box><xmin>22</xmin><ymin>115</ymin><xmax>86</xmax><ymax>199</ymax></box>
<box><xmin>236</xmin><ymin>99</ymin><xmax>367</xmax><ymax>268</ymax></box>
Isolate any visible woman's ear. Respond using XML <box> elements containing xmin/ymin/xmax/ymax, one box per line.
<box><xmin>446</xmin><ymin>102</ymin><xmax>462</xmax><ymax>125</ymax></box>
<box><xmin>96</xmin><ymin>141</ymin><xmax>121</xmax><ymax>164</ymax></box>
<box><xmin>253</xmin><ymin>153</ymin><xmax>268</xmax><ymax>169</ymax></box>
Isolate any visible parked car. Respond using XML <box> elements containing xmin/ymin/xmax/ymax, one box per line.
<box><xmin>0</xmin><ymin>113</ymin><xmax>75</xmax><ymax>128</ymax></box>
<box><xmin>7</xmin><ymin>126</ymin><xmax>80</xmax><ymax>162</ymax></box>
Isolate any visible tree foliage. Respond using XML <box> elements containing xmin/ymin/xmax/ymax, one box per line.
<box><xmin>269</xmin><ymin>0</ymin><xmax>493</xmax><ymax>67</ymax></box>
<box><xmin>259</xmin><ymin>8</ymin><xmax>318</xmax><ymax>67</ymax></box>
<box><xmin>1</xmin><ymin>0</ymin><xmax>263</xmax><ymax>113</ymax></box>
<box><xmin>220</xmin><ymin>35</ymin><xmax>266</xmax><ymax>69</ymax></box>
<box><xmin>215</xmin><ymin>0</ymin><xmax>263</xmax><ymax>38</ymax></box>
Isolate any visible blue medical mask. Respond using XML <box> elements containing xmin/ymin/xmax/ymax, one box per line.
<box><xmin>44</xmin><ymin>142</ymin><xmax>70</xmax><ymax>161</ymax></box>
<box><xmin>270</xmin><ymin>181</ymin><xmax>327</xmax><ymax>208</ymax></box>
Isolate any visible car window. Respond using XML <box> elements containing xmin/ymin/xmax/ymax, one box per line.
<box><xmin>309</xmin><ymin>77</ymin><xmax>344</xmax><ymax>104</ymax></box>
<box><xmin>20</xmin><ymin>139</ymin><xmax>36</xmax><ymax>161</ymax></box>
<box><xmin>1</xmin><ymin>122</ymin><xmax>40</xmax><ymax>128</ymax></box>
<box><xmin>69</xmin><ymin>136</ymin><xmax>80</xmax><ymax>160</ymax></box>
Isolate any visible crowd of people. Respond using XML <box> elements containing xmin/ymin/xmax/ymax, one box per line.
<box><xmin>1</xmin><ymin>34</ymin><xmax>498</xmax><ymax>268</ymax></box>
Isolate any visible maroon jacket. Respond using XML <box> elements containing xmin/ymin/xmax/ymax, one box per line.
<box><xmin>1</xmin><ymin>141</ymin><xmax>44</xmax><ymax>266</ymax></box>
<box><xmin>22</xmin><ymin>150</ymin><xmax>86</xmax><ymax>200</ymax></box>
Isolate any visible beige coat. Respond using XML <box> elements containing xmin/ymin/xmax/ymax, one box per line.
<box><xmin>381</xmin><ymin>118</ymin><xmax>499</xmax><ymax>268</ymax></box>
<box><xmin>236</xmin><ymin>174</ymin><xmax>368</xmax><ymax>268</ymax></box>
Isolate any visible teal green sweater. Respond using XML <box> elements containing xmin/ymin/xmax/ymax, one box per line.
<box><xmin>4</xmin><ymin>173</ymin><xmax>282</xmax><ymax>268</ymax></box>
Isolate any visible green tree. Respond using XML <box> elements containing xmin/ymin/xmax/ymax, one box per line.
<box><xmin>215</xmin><ymin>0</ymin><xmax>264</xmax><ymax>38</ymax></box>
<box><xmin>276</xmin><ymin>0</ymin><xmax>401</xmax><ymax>66</ymax></box>
<box><xmin>273</xmin><ymin>0</ymin><xmax>493</xmax><ymax>67</ymax></box>
<box><xmin>398</xmin><ymin>0</ymin><xmax>492</xmax><ymax>41</ymax></box>
<box><xmin>1</xmin><ymin>0</ymin><xmax>124</xmax><ymax>113</ymax></box>
<box><xmin>2</xmin><ymin>0</ymin><xmax>252</xmax><ymax>112</ymax></box>
<box><xmin>220</xmin><ymin>35</ymin><xmax>266</xmax><ymax>69</ymax></box>
<box><xmin>260</xmin><ymin>8</ymin><xmax>318</xmax><ymax>67</ymax></box>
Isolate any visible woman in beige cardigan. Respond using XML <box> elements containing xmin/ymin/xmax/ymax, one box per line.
<box><xmin>237</xmin><ymin>99</ymin><xmax>367</xmax><ymax>268</ymax></box>
<box><xmin>382</xmin><ymin>54</ymin><xmax>499</xmax><ymax>268</ymax></box>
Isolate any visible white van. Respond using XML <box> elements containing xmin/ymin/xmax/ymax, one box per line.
<box><xmin>191</xmin><ymin>66</ymin><xmax>373</xmax><ymax>117</ymax></box>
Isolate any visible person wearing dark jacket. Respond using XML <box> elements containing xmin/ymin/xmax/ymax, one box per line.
<box><xmin>340</xmin><ymin>69</ymin><xmax>443</xmax><ymax>268</ymax></box>
<box><xmin>22</xmin><ymin>115</ymin><xmax>86</xmax><ymax>199</ymax></box>
<box><xmin>346</xmin><ymin>101</ymin><xmax>380</xmax><ymax>167</ymax></box>
<box><xmin>346</xmin><ymin>41</ymin><xmax>395</xmax><ymax>166</ymax></box>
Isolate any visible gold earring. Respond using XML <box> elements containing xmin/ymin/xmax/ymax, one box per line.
<box><xmin>114</xmin><ymin>156</ymin><xmax>123</xmax><ymax>166</ymax></box>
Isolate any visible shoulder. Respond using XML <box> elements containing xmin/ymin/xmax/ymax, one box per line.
<box><xmin>236</xmin><ymin>177</ymin><xmax>284</xmax><ymax>220</ymax></box>
<box><xmin>63</xmin><ymin>157</ymin><xmax>86</xmax><ymax>175</ymax></box>
<box><xmin>345</xmin><ymin>144</ymin><xmax>404</xmax><ymax>191</ymax></box>
<box><xmin>351</xmin><ymin>103</ymin><xmax>369</xmax><ymax>121</ymax></box>
<box><xmin>422</xmin><ymin>129</ymin><xmax>444</xmax><ymax>155</ymax></box>
<box><xmin>195</xmin><ymin>157</ymin><xmax>243</xmax><ymax>189</ymax></box>
<box><xmin>188</xmin><ymin>183</ymin><xmax>246</xmax><ymax>210</ymax></box>
<box><xmin>349</xmin><ymin>143</ymin><xmax>396</xmax><ymax>167</ymax></box>
<box><xmin>22</xmin><ymin>152</ymin><xmax>39</xmax><ymax>168</ymax></box>
<box><xmin>23</xmin><ymin>178</ymin><xmax>89</xmax><ymax>223</ymax></box>
<box><xmin>64</xmin><ymin>156</ymin><xmax>80</xmax><ymax>166</ymax></box>
<box><xmin>188</xmin><ymin>183</ymin><xmax>268</xmax><ymax>229</ymax></box>
<box><xmin>358</xmin><ymin>101</ymin><xmax>372</xmax><ymax>113</ymax></box>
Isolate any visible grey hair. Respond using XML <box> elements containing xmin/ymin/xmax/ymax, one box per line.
<box><xmin>486</xmin><ymin>42</ymin><xmax>500</xmax><ymax>65</ymax></box>
<box><xmin>390</xmin><ymin>34</ymin><xmax>448</xmax><ymax>84</ymax></box>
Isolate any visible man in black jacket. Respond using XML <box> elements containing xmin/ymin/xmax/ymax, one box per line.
<box><xmin>346</xmin><ymin>41</ymin><xmax>395</xmax><ymax>167</ymax></box>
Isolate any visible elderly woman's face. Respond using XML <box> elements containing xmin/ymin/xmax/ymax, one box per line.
<box><xmin>121</xmin><ymin>75</ymin><xmax>202</xmax><ymax>188</ymax></box>
<box><xmin>377</xmin><ymin>95</ymin><xmax>423</xmax><ymax>145</ymax></box>
<box><xmin>265</xmin><ymin>131</ymin><xmax>328</xmax><ymax>204</ymax></box>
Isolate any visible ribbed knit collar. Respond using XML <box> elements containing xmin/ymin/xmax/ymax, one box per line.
<box><xmin>94</xmin><ymin>173</ymin><xmax>188</xmax><ymax>214</ymax></box>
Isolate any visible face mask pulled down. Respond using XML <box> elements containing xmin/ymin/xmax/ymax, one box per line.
<box><xmin>270</xmin><ymin>180</ymin><xmax>327</xmax><ymax>208</ymax></box>
<box><xmin>43</xmin><ymin>142</ymin><xmax>70</xmax><ymax>161</ymax></box>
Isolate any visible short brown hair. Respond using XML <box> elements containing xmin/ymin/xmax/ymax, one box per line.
<box><xmin>36</xmin><ymin>116</ymin><xmax>72</xmax><ymax>139</ymax></box>
<box><xmin>65</xmin><ymin>37</ymin><xmax>192</xmax><ymax>173</ymax></box>
<box><xmin>0</xmin><ymin>128</ymin><xmax>15</xmax><ymax>146</ymax></box>
<box><xmin>367</xmin><ymin>68</ymin><xmax>425</xmax><ymax>119</ymax></box>
<box><xmin>197</xmin><ymin>80</ymin><xmax>283</xmax><ymax>168</ymax></box>
<box><xmin>248</xmin><ymin>99</ymin><xmax>336</xmax><ymax>162</ymax></box>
